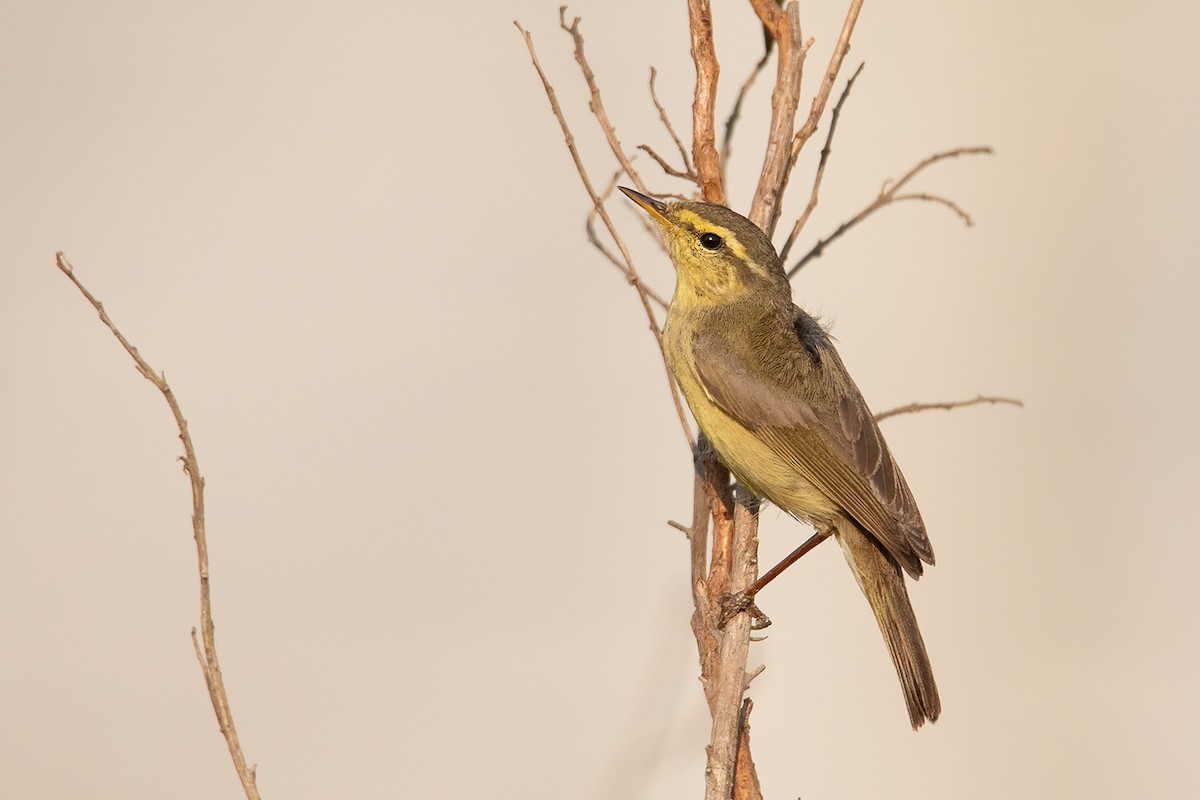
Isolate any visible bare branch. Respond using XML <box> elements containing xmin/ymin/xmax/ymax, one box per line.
<box><xmin>559</xmin><ymin>9</ymin><xmax>650</xmax><ymax>195</ymax></box>
<box><xmin>648</xmin><ymin>67</ymin><xmax>696</xmax><ymax>181</ymax></box>
<box><xmin>787</xmin><ymin>146</ymin><xmax>993</xmax><ymax>277</ymax></box>
<box><xmin>704</xmin><ymin>497</ymin><xmax>761</xmax><ymax>800</ymax></box>
<box><xmin>875</xmin><ymin>394</ymin><xmax>1024</xmax><ymax>423</ymax></box>
<box><xmin>515</xmin><ymin>22</ymin><xmax>694</xmax><ymax>448</ymax></box>
<box><xmin>638</xmin><ymin>144</ymin><xmax>695</xmax><ymax>180</ymax></box>
<box><xmin>747</xmin><ymin>0</ymin><xmax>806</xmax><ymax>233</ymax></box>
<box><xmin>54</xmin><ymin>252</ymin><xmax>261</xmax><ymax>800</ymax></box>
<box><xmin>778</xmin><ymin>61</ymin><xmax>863</xmax><ymax>263</ymax></box>
<box><xmin>891</xmin><ymin>192</ymin><xmax>976</xmax><ymax>226</ymax></box>
<box><xmin>687</xmin><ymin>0</ymin><xmax>725</xmax><ymax>204</ymax></box>
<box><xmin>719</xmin><ymin>44</ymin><xmax>773</xmax><ymax>181</ymax></box>
<box><xmin>788</xmin><ymin>0</ymin><xmax>864</xmax><ymax>169</ymax></box>
<box><xmin>586</xmin><ymin>170</ymin><xmax>670</xmax><ymax>310</ymax></box>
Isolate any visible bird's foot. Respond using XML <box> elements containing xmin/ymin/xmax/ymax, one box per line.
<box><xmin>718</xmin><ymin>592</ymin><xmax>772</xmax><ymax>630</ymax></box>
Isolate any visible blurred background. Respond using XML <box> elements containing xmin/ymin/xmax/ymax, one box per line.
<box><xmin>3</xmin><ymin>1</ymin><xmax>1197</xmax><ymax>797</ymax></box>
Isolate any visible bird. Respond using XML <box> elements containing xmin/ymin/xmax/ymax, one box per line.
<box><xmin>621</xmin><ymin>186</ymin><xmax>940</xmax><ymax>729</ymax></box>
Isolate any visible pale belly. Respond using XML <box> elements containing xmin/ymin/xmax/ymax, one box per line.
<box><xmin>665</xmin><ymin>331</ymin><xmax>840</xmax><ymax>527</ymax></box>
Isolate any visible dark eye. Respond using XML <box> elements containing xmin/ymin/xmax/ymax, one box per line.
<box><xmin>699</xmin><ymin>232</ymin><xmax>723</xmax><ymax>250</ymax></box>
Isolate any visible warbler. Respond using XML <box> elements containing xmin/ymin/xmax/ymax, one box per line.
<box><xmin>621</xmin><ymin>187</ymin><xmax>940</xmax><ymax>729</ymax></box>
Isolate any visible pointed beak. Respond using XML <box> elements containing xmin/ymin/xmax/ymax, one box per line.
<box><xmin>619</xmin><ymin>186</ymin><xmax>672</xmax><ymax>227</ymax></box>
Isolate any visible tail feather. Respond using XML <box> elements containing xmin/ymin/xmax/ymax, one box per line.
<box><xmin>835</xmin><ymin>518</ymin><xmax>941</xmax><ymax>730</ymax></box>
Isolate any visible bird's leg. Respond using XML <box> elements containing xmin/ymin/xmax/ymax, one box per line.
<box><xmin>718</xmin><ymin>527</ymin><xmax>834</xmax><ymax>630</ymax></box>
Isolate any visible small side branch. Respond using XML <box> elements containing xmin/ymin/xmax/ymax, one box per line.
<box><xmin>54</xmin><ymin>253</ymin><xmax>261</xmax><ymax>800</ymax></box>
<box><xmin>778</xmin><ymin>61</ymin><xmax>863</xmax><ymax>263</ymax></box>
<box><xmin>787</xmin><ymin>146</ymin><xmax>993</xmax><ymax>277</ymax></box>
<box><xmin>515</xmin><ymin>22</ymin><xmax>694</xmax><ymax>448</ymax></box>
<box><xmin>645</xmin><ymin>67</ymin><xmax>696</xmax><ymax>182</ymax></box>
<box><xmin>687</xmin><ymin>0</ymin><xmax>725</xmax><ymax>204</ymax></box>
<box><xmin>719</xmin><ymin>40</ymin><xmax>773</xmax><ymax>181</ymax></box>
<box><xmin>559</xmin><ymin>9</ymin><xmax>649</xmax><ymax>195</ymax></box>
<box><xmin>788</xmin><ymin>0</ymin><xmax>864</xmax><ymax>169</ymax></box>
<box><xmin>876</xmin><ymin>394</ymin><xmax>1023</xmax><ymax>423</ymax></box>
<box><xmin>746</xmin><ymin>0</ymin><xmax>807</xmax><ymax>234</ymax></box>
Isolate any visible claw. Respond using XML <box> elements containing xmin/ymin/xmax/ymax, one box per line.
<box><xmin>718</xmin><ymin>591</ymin><xmax>772</xmax><ymax>630</ymax></box>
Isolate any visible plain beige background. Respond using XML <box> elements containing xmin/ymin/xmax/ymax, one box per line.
<box><xmin>3</xmin><ymin>1</ymin><xmax>1197</xmax><ymax>798</ymax></box>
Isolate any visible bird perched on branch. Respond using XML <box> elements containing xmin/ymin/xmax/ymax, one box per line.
<box><xmin>621</xmin><ymin>186</ymin><xmax>940</xmax><ymax>729</ymax></box>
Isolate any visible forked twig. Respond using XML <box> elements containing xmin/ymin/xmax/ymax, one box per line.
<box><xmin>789</xmin><ymin>0</ymin><xmax>864</xmax><ymax>168</ymax></box>
<box><xmin>587</xmin><ymin>171</ymin><xmax>670</xmax><ymax>310</ymax></box>
<box><xmin>646</xmin><ymin>67</ymin><xmax>696</xmax><ymax>182</ymax></box>
<box><xmin>515</xmin><ymin>22</ymin><xmax>694</xmax><ymax>448</ymax></box>
<box><xmin>54</xmin><ymin>253</ymin><xmax>261</xmax><ymax>800</ymax></box>
<box><xmin>720</xmin><ymin>41</ymin><xmax>773</xmax><ymax>180</ymax></box>
<box><xmin>779</xmin><ymin>61</ymin><xmax>863</xmax><ymax>263</ymax></box>
<box><xmin>876</xmin><ymin>394</ymin><xmax>1023</xmax><ymax>423</ymax></box>
<box><xmin>559</xmin><ymin>9</ymin><xmax>649</xmax><ymax>195</ymax></box>
<box><xmin>788</xmin><ymin>146</ymin><xmax>993</xmax><ymax>277</ymax></box>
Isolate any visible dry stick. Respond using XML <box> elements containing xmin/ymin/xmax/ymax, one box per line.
<box><xmin>515</xmin><ymin>22</ymin><xmax>694</xmax><ymax>449</ymax></box>
<box><xmin>687</xmin><ymin>0</ymin><xmax>725</xmax><ymax>205</ymax></box>
<box><xmin>646</xmin><ymin>67</ymin><xmax>696</xmax><ymax>182</ymax></box>
<box><xmin>559</xmin><ymin>9</ymin><xmax>650</xmax><ymax>196</ymax></box>
<box><xmin>719</xmin><ymin>43</ymin><xmax>773</xmax><ymax>184</ymax></box>
<box><xmin>876</xmin><ymin>394</ymin><xmax>1023</xmax><ymax>423</ymax></box>
<box><xmin>773</xmin><ymin>0</ymin><xmax>865</xmax><ymax>237</ymax></box>
<box><xmin>787</xmin><ymin>146</ymin><xmax>993</xmax><ymax>277</ymax></box>
<box><xmin>746</xmin><ymin>0</ymin><xmax>807</xmax><ymax>233</ymax></box>
<box><xmin>638</xmin><ymin>144</ymin><xmax>695</xmax><ymax>180</ymax></box>
<box><xmin>586</xmin><ymin>171</ymin><xmax>670</xmax><ymax>310</ymax></box>
<box><xmin>54</xmin><ymin>253</ymin><xmax>261</xmax><ymax>800</ymax></box>
<box><xmin>685</xmin><ymin>3</ymin><xmax>764</xmax><ymax>798</ymax></box>
<box><xmin>778</xmin><ymin>61</ymin><xmax>863</xmax><ymax>263</ymax></box>
<box><xmin>704</xmin><ymin>497</ymin><xmax>761</xmax><ymax>800</ymax></box>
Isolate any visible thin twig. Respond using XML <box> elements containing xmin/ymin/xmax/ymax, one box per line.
<box><xmin>515</xmin><ymin>22</ymin><xmax>694</xmax><ymax>449</ymax></box>
<box><xmin>559</xmin><ymin>9</ymin><xmax>650</xmax><ymax>196</ymax></box>
<box><xmin>787</xmin><ymin>146</ymin><xmax>993</xmax><ymax>277</ymax></box>
<box><xmin>587</xmin><ymin>170</ymin><xmax>670</xmax><ymax>310</ymax></box>
<box><xmin>746</xmin><ymin>0</ymin><xmax>806</xmax><ymax>233</ymax></box>
<box><xmin>778</xmin><ymin>61</ymin><xmax>863</xmax><ymax>263</ymax></box>
<box><xmin>638</xmin><ymin>144</ymin><xmax>695</xmax><ymax>180</ymax></box>
<box><xmin>875</xmin><ymin>394</ymin><xmax>1023</xmax><ymax>423</ymax></box>
<box><xmin>687</xmin><ymin>0</ymin><xmax>725</xmax><ymax>204</ymax></box>
<box><xmin>648</xmin><ymin>67</ymin><xmax>695</xmax><ymax>181</ymax></box>
<box><xmin>719</xmin><ymin>43</ymin><xmax>773</xmax><ymax>182</ymax></box>
<box><xmin>788</xmin><ymin>0</ymin><xmax>864</xmax><ymax>171</ymax></box>
<box><xmin>54</xmin><ymin>252</ymin><xmax>261</xmax><ymax>800</ymax></box>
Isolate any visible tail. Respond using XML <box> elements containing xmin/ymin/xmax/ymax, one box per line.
<box><xmin>835</xmin><ymin>518</ymin><xmax>941</xmax><ymax>729</ymax></box>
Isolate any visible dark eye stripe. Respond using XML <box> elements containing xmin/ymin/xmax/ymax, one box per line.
<box><xmin>699</xmin><ymin>232</ymin><xmax>723</xmax><ymax>250</ymax></box>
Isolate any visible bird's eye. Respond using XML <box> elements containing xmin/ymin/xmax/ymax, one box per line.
<box><xmin>699</xmin><ymin>232</ymin><xmax>723</xmax><ymax>250</ymax></box>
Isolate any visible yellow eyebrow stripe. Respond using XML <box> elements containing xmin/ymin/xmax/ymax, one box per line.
<box><xmin>674</xmin><ymin>209</ymin><xmax>760</xmax><ymax>275</ymax></box>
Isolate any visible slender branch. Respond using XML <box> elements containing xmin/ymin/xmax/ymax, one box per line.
<box><xmin>648</xmin><ymin>67</ymin><xmax>696</xmax><ymax>181</ymax></box>
<box><xmin>54</xmin><ymin>252</ymin><xmax>261</xmax><ymax>800</ymax></box>
<box><xmin>747</xmin><ymin>0</ymin><xmax>806</xmax><ymax>234</ymax></box>
<box><xmin>515</xmin><ymin>22</ymin><xmax>694</xmax><ymax>449</ymax></box>
<box><xmin>788</xmin><ymin>0</ymin><xmax>864</xmax><ymax>169</ymax></box>
<box><xmin>788</xmin><ymin>146</ymin><xmax>993</xmax><ymax>277</ymax></box>
<box><xmin>891</xmin><ymin>192</ymin><xmax>976</xmax><ymax>225</ymax></box>
<box><xmin>559</xmin><ymin>9</ymin><xmax>650</xmax><ymax>196</ymax></box>
<box><xmin>687</xmin><ymin>0</ymin><xmax>725</xmax><ymax>204</ymax></box>
<box><xmin>778</xmin><ymin>61</ymin><xmax>863</xmax><ymax>263</ymax></box>
<box><xmin>719</xmin><ymin>42</ymin><xmax>773</xmax><ymax>182</ymax></box>
<box><xmin>586</xmin><ymin>170</ymin><xmax>670</xmax><ymax>310</ymax></box>
<box><xmin>638</xmin><ymin>144</ymin><xmax>695</xmax><ymax>180</ymax></box>
<box><xmin>876</xmin><ymin>394</ymin><xmax>1023</xmax><ymax>423</ymax></box>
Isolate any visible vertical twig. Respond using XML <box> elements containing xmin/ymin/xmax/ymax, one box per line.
<box><xmin>687</xmin><ymin>0</ymin><xmax>725</xmax><ymax>205</ymax></box>
<box><xmin>746</xmin><ymin>0</ymin><xmax>807</xmax><ymax>235</ymax></box>
<box><xmin>54</xmin><ymin>253</ymin><xmax>261</xmax><ymax>800</ymax></box>
<box><xmin>778</xmin><ymin>61</ymin><xmax>863</xmax><ymax>263</ymax></box>
<box><xmin>514</xmin><ymin>22</ymin><xmax>695</xmax><ymax>449</ymax></box>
